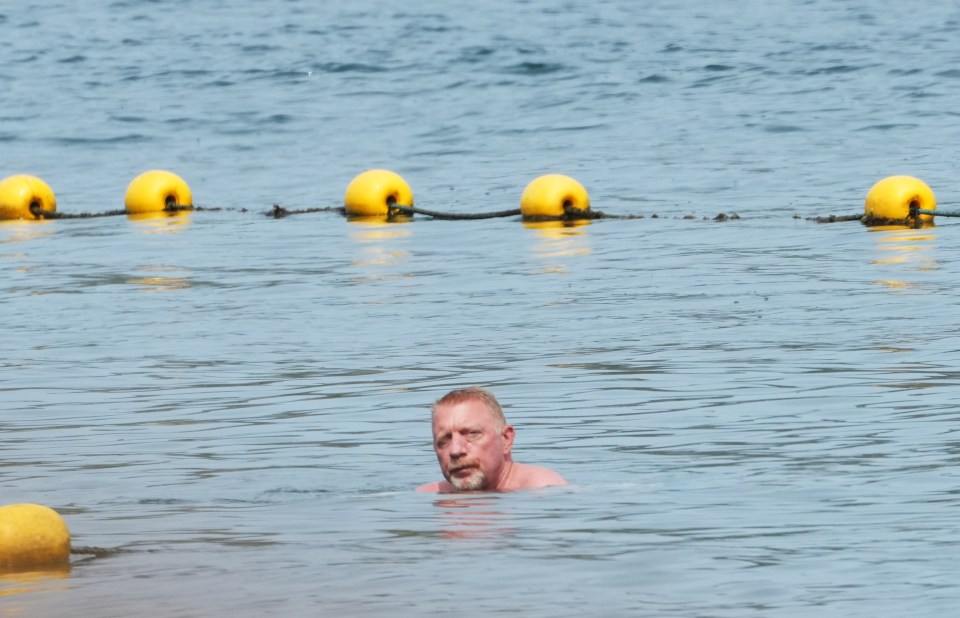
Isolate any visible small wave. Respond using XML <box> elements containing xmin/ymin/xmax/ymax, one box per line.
<box><xmin>810</xmin><ymin>43</ymin><xmax>868</xmax><ymax>52</ymax></box>
<box><xmin>265</xmin><ymin>114</ymin><xmax>294</xmax><ymax>124</ymax></box>
<box><xmin>409</xmin><ymin>148</ymin><xmax>476</xmax><ymax>157</ymax></box>
<box><xmin>855</xmin><ymin>123</ymin><xmax>919</xmax><ymax>131</ymax></box>
<box><xmin>689</xmin><ymin>75</ymin><xmax>733</xmax><ymax>88</ymax></box>
<box><xmin>502</xmin><ymin>62</ymin><xmax>565</xmax><ymax>76</ymax></box>
<box><xmin>407</xmin><ymin>24</ymin><xmax>454</xmax><ymax>34</ymax></box>
<box><xmin>261</xmin><ymin>487</ymin><xmax>333</xmax><ymax>497</ymax></box>
<box><xmin>639</xmin><ymin>74</ymin><xmax>669</xmax><ymax>83</ymax></box>
<box><xmin>906</xmin><ymin>91</ymin><xmax>941</xmax><ymax>99</ymax></box>
<box><xmin>764</xmin><ymin>125</ymin><xmax>805</xmax><ymax>133</ymax></box>
<box><xmin>58</xmin><ymin>55</ymin><xmax>87</xmax><ymax>64</ymax></box>
<box><xmin>48</xmin><ymin>134</ymin><xmax>151</xmax><ymax>145</ymax></box>
<box><xmin>315</xmin><ymin>62</ymin><xmax>388</xmax><ymax>73</ymax></box>
<box><xmin>121</xmin><ymin>69</ymin><xmax>214</xmax><ymax>82</ymax></box>
<box><xmin>456</xmin><ymin>46</ymin><xmax>497</xmax><ymax>63</ymax></box>
<box><xmin>138</xmin><ymin>498</ymin><xmax>191</xmax><ymax>505</ymax></box>
<box><xmin>164</xmin><ymin>117</ymin><xmax>201</xmax><ymax>126</ymax></box>
<box><xmin>803</xmin><ymin>65</ymin><xmax>864</xmax><ymax>75</ymax></box>
<box><xmin>545</xmin><ymin>124</ymin><xmax>608</xmax><ymax>133</ymax></box>
<box><xmin>241</xmin><ymin>44</ymin><xmax>280</xmax><ymax>53</ymax></box>
<box><xmin>242</xmin><ymin>68</ymin><xmax>305</xmax><ymax>81</ymax></box>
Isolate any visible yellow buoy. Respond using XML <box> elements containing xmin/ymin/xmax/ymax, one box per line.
<box><xmin>520</xmin><ymin>174</ymin><xmax>590</xmax><ymax>219</ymax></box>
<box><xmin>864</xmin><ymin>176</ymin><xmax>935</xmax><ymax>222</ymax></box>
<box><xmin>125</xmin><ymin>170</ymin><xmax>193</xmax><ymax>214</ymax></box>
<box><xmin>0</xmin><ymin>504</ymin><xmax>71</xmax><ymax>569</ymax></box>
<box><xmin>344</xmin><ymin>169</ymin><xmax>413</xmax><ymax>217</ymax></box>
<box><xmin>0</xmin><ymin>175</ymin><xmax>57</xmax><ymax>221</ymax></box>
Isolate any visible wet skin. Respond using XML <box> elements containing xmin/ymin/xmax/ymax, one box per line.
<box><xmin>418</xmin><ymin>399</ymin><xmax>567</xmax><ymax>493</ymax></box>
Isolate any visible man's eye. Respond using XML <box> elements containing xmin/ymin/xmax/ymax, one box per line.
<box><xmin>467</xmin><ymin>430</ymin><xmax>482</xmax><ymax>438</ymax></box>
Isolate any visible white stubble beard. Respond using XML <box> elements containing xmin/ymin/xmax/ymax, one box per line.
<box><xmin>449</xmin><ymin>467</ymin><xmax>486</xmax><ymax>491</ymax></box>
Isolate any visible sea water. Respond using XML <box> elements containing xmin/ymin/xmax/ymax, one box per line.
<box><xmin>3</xmin><ymin>1</ymin><xmax>960</xmax><ymax>616</ymax></box>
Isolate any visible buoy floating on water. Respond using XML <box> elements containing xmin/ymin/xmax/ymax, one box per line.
<box><xmin>864</xmin><ymin>175</ymin><xmax>935</xmax><ymax>224</ymax></box>
<box><xmin>344</xmin><ymin>169</ymin><xmax>413</xmax><ymax>218</ymax></box>
<box><xmin>520</xmin><ymin>174</ymin><xmax>591</xmax><ymax>220</ymax></box>
<box><xmin>0</xmin><ymin>504</ymin><xmax>71</xmax><ymax>570</ymax></box>
<box><xmin>1</xmin><ymin>171</ymin><xmax>942</xmax><ymax>226</ymax></box>
<box><xmin>0</xmin><ymin>175</ymin><xmax>57</xmax><ymax>221</ymax></box>
<box><xmin>124</xmin><ymin>170</ymin><xmax>193</xmax><ymax>214</ymax></box>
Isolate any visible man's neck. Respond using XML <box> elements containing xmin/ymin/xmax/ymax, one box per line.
<box><xmin>491</xmin><ymin>458</ymin><xmax>515</xmax><ymax>491</ymax></box>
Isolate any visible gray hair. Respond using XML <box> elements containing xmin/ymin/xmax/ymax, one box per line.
<box><xmin>431</xmin><ymin>386</ymin><xmax>507</xmax><ymax>427</ymax></box>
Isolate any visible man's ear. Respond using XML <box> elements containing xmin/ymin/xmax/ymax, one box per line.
<box><xmin>500</xmin><ymin>425</ymin><xmax>515</xmax><ymax>454</ymax></box>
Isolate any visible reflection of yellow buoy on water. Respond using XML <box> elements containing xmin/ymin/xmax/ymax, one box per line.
<box><xmin>522</xmin><ymin>219</ymin><xmax>592</xmax><ymax>233</ymax></box>
<box><xmin>349</xmin><ymin>218</ymin><xmax>413</xmax><ymax>240</ymax></box>
<box><xmin>344</xmin><ymin>169</ymin><xmax>413</xmax><ymax>218</ymax></box>
<box><xmin>0</xmin><ymin>219</ymin><xmax>55</xmax><ymax>246</ymax></box>
<box><xmin>525</xmin><ymin>218</ymin><xmax>593</xmax><ymax>273</ymax></box>
<box><xmin>349</xmin><ymin>217</ymin><xmax>412</xmax><ymax>271</ymax></box>
<box><xmin>127</xmin><ymin>210</ymin><xmax>192</xmax><ymax>234</ymax></box>
<box><xmin>0</xmin><ymin>504</ymin><xmax>71</xmax><ymax>570</ymax></box>
<box><xmin>0</xmin><ymin>562</ymin><xmax>71</xmax><ymax>597</ymax></box>
<box><xmin>869</xmin><ymin>226</ymin><xmax>938</xmax><ymax>290</ymax></box>
<box><xmin>520</xmin><ymin>174</ymin><xmax>591</xmax><ymax>220</ymax></box>
<box><xmin>0</xmin><ymin>175</ymin><xmax>57</xmax><ymax>221</ymax></box>
<box><xmin>864</xmin><ymin>176</ymin><xmax>935</xmax><ymax>225</ymax></box>
<box><xmin>125</xmin><ymin>170</ymin><xmax>193</xmax><ymax>214</ymax></box>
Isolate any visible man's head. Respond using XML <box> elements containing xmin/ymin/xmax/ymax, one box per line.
<box><xmin>431</xmin><ymin>387</ymin><xmax>515</xmax><ymax>491</ymax></box>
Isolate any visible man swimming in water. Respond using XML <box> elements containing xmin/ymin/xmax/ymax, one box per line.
<box><xmin>417</xmin><ymin>387</ymin><xmax>567</xmax><ymax>493</ymax></box>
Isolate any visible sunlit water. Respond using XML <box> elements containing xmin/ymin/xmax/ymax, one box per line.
<box><xmin>3</xmin><ymin>1</ymin><xmax>960</xmax><ymax>616</ymax></box>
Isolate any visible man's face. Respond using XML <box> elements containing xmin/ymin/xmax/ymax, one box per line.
<box><xmin>432</xmin><ymin>399</ymin><xmax>514</xmax><ymax>491</ymax></box>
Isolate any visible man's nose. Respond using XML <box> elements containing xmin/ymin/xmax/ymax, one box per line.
<box><xmin>449</xmin><ymin>433</ymin><xmax>468</xmax><ymax>456</ymax></box>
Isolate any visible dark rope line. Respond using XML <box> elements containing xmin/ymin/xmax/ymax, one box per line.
<box><xmin>805</xmin><ymin>212</ymin><xmax>864</xmax><ymax>223</ymax></box>
<box><xmin>916</xmin><ymin>208</ymin><xmax>960</xmax><ymax>217</ymax></box>
<box><xmin>862</xmin><ymin>214</ymin><xmax>925</xmax><ymax>228</ymax></box>
<box><xmin>558</xmin><ymin>205</ymin><xmax>740</xmax><ymax>221</ymax></box>
<box><xmin>168</xmin><ymin>204</ymin><xmax>250</xmax><ymax>213</ymax></box>
<box><xmin>392</xmin><ymin>204</ymin><xmax>739</xmax><ymax>222</ymax></box>
<box><xmin>390</xmin><ymin>205</ymin><xmax>520</xmax><ymax>220</ymax></box>
<box><xmin>808</xmin><ymin>205</ymin><xmax>960</xmax><ymax>226</ymax></box>
<box><xmin>564</xmin><ymin>205</ymin><xmax>606</xmax><ymax>220</ymax></box>
<box><xmin>394</xmin><ymin>204</ymin><xmax>618</xmax><ymax>221</ymax></box>
<box><xmin>30</xmin><ymin>204</ymin><xmax>201</xmax><ymax>219</ymax></box>
<box><xmin>11</xmin><ymin>202</ymin><xmax>764</xmax><ymax>224</ymax></box>
<box><xmin>805</xmin><ymin>212</ymin><xmax>926</xmax><ymax>227</ymax></box>
<box><xmin>30</xmin><ymin>207</ymin><xmax>127</xmax><ymax>219</ymax></box>
<box><xmin>266</xmin><ymin>204</ymin><xmax>345</xmax><ymax>218</ymax></box>
<box><xmin>29</xmin><ymin>204</ymin><xmax>251</xmax><ymax>219</ymax></box>
<box><xmin>71</xmin><ymin>546</ymin><xmax>124</xmax><ymax>557</ymax></box>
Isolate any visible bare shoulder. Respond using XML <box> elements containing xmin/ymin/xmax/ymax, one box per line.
<box><xmin>511</xmin><ymin>463</ymin><xmax>567</xmax><ymax>490</ymax></box>
<box><xmin>416</xmin><ymin>481</ymin><xmax>453</xmax><ymax>493</ymax></box>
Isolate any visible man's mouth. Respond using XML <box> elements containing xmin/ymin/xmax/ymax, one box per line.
<box><xmin>450</xmin><ymin>464</ymin><xmax>477</xmax><ymax>477</ymax></box>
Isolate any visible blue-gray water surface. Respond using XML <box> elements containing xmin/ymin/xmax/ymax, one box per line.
<box><xmin>3</xmin><ymin>1</ymin><xmax>960</xmax><ymax>616</ymax></box>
